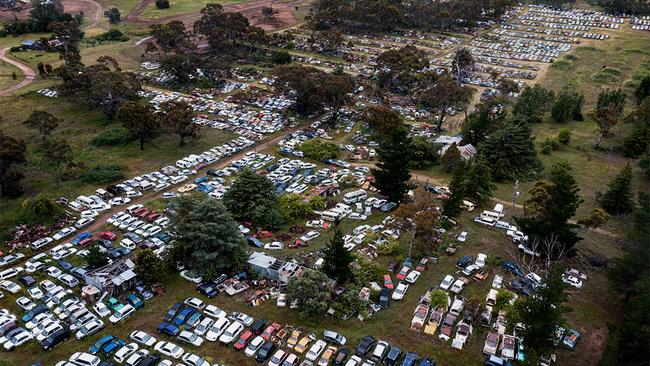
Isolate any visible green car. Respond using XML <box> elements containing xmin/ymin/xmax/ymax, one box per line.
<box><xmin>107</xmin><ymin>297</ymin><xmax>124</xmax><ymax>311</ymax></box>
<box><xmin>127</xmin><ymin>293</ymin><xmax>144</xmax><ymax>309</ymax></box>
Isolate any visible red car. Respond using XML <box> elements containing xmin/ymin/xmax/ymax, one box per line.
<box><xmin>78</xmin><ymin>237</ymin><xmax>95</xmax><ymax>248</ymax></box>
<box><xmin>132</xmin><ymin>207</ymin><xmax>148</xmax><ymax>216</ymax></box>
<box><xmin>416</xmin><ymin>258</ymin><xmax>429</xmax><ymax>272</ymax></box>
<box><xmin>99</xmin><ymin>232</ymin><xmax>117</xmax><ymax>241</ymax></box>
<box><xmin>255</xmin><ymin>231</ymin><xmax>273</xmax><ymax>239</ymax></box>
<box><xmin>289</xmin><ymin>240</ymin><xmax>307</xmax><ymax>249</ymax></box>
<box><xmin>383</xmin><ymin>274</ymin><xmax>394</xmax><ymax>290</ymax></box>
<box><xmin>261</xmin><ymin>323</ymin><xmax>281</xmax><ymax>340</ymax></box>
<box><xmin>396</xmin><ymin>266</ymin><xmax>411</xmax><ymax>281</ymax></box>
<box><xmin>137</xmin><ymin>209</ymin><xmax>152</xmax><ymax>218</ymax></box>
<box><xmin>233</xmin><ymin>330</ymin><xmax>254</xmax><ymax>351</ymax></box>
<box><xmin>145</xmin><ymin>212</ymin><xmax>160</xmax><ymax>222</ymax></box>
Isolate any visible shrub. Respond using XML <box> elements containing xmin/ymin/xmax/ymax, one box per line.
<box><xmin>541</xmin><ymin>138</ymin><xmax>560</xmax><ymax>154</ymax></box>
<box><xmin>272</xmin><ymin>50</ymin><xmax>292</xmax><ymax>64</ymax></box>
<box><xmin>558</xmin><ymin>129</ymin><xmax>572</xmax><ymax>145</ymax></box>
<box><xmin>300</xmin><ymin>139</ymin><xmax>339</xmax><ymax>161</ymax></box>
<box><xmin>90</xmin><ymin>127</ymin><xmax>133</xmax><ymax>147</ymax></box>
<box><xmin>94</xmin><ymin>29</ymin><xmax>129</xmax><ymax>42</ymax></box>
<box><xmin>82</xmin><ymin>164</ymin><xmax>126</xmax><ymax>184</ymax></box>
<box><xmin>155</xmin><ymin>0</ymin><xmax>170</xmax><ymax>9</ymax></box>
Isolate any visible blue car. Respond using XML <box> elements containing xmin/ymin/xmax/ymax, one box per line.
<box><xmin>71</xmin><ymin>233</ymin><xmax>92</xmax><ymax>245</ymax></box>
<box><xmin>173</xmin><ymin>307</ymin><xmax>194</xmax><ymax>326</ymax></box>
<box><xmin>456</xmin><ymin>255</ymin><xmax>473</xmax><ymax>269</ymax></box>
<box><xmin>401</xmin><ymin>352</ymin><xmax>419</xmax><ymax>366</ymax></box>
<box><xmin>502</xmin><ymin>261</ymin><xmax>525</xmax><ymax>277</ymax></box>
<box><xmin>127</xmin><ymin>294</ymin><xmax>144</xmax><ymax>309</ymax></box>
<box><xmin>164</xmin><ymin>303</ymin><xmax>183</xmax><ymax>322</ymax></box>
<box><xmin>246</xmin><ymin>236</ymin><xmax>263</xmax><ymax>248</ymax></box>
<box><xmin>193</xmin><ymin>176</ymin><xmax>209</xmax><ymax>184</ymax></box>
<box><xmin>418</xmin><ymin>358</ymin><xmax>435</xmax><ymax>366</ymax></box>
<box><xmin>184</xmin><ymin>312</ymin><xmax>202</xmax><ymax>330</ymax></box>
<box><xmin>102</xmin><ymin>339</ymin><xmax>126</xmax><ymax>355</ymax></box>
<box><xmin>157</xmin><ymin>321</ymin><xmax>180</xmax><ymax>337</ymax></box>
<box><xmin>89</xmin><ymin>335</ymin><xmax>114</xmax><ymax>354</ymax></box>
<box><xmin>22</xmin><ymin>304</ymin><xmax>48</xmax><ymax>322</ymax></box>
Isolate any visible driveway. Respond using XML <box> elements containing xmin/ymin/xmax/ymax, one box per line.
<box><xmin>0</xmin><ymin>47</ymin><xmax>35</xmax><ymax>97</ymax></box>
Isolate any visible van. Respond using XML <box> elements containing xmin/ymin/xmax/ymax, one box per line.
<box><xmin>120</xmin><ymin>239</ymin><xmax>136</xmax><ymax>251</ymax></box>
<box><xmin>493</xmin><ymin>204</ymin><xmax>504</xmax><ymax>217</ymax></box>
<box><xmin>139</xmin><ymin>181</ymin><xmax>154</xmax><ymax>191</ymax></box>
<box><xmin>486</xmin><ymin>289</ymin><xmax>498</xmax><ymax>306</ymax></box>
<box><xmin>76</xmin><ymin>195</ymin><xmax>94</xmax><ymax>207</ymax></box>
<box><xmin>109</xmin><ymin>304</ymin><xmax>135</xmax><ymax>324</ymax></box>
<box><xmin>0</xmin><ymin>267</ymin><xmax>20</xmax><ymax>280</ymax></box>
<box><xmin>462</xmin><ymin>200</ymin><xmax>475</xmax><ymax>212</ymax></box>
<box><xmin>343</xmin><ymin>189</ymin><xmax>367</xmax><ymax>204</ymax></box>
<box><xmin>67</xmin><ymin>201</ymin><xmax>83</xmax><ymax>211</ymax></box>
<box><xmin>126</xmin><ymin>191</ymin><xmax>142</xmax><ymax>198</ymax></box>
<box><xmin>320</xmin><ymin>210</ymin><xmax>344</xmax><ymax>222</ymax></box>
<box><xmin>480</xmin><ymin>210</ymin><xmax>501</xmax><ymax>221</ymax></box>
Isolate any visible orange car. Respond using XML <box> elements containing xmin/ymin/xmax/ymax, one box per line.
<box><xmin>287</xmin><ymin>329</ymin><xmax>302</xmax><ymax>348</ymax></box>
<box><xmin>294</xmin><ymin>335</ymin><xmax>312</xmax><ymax>354</ymax></box>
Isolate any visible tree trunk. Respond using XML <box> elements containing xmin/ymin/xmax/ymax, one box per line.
<box><xmin>140</xmin><ymin>135</ymin><xmax>145</xmax><ymax>150</ymax></box>
<box><xmin>179</xmin><ymin>134</ymin><xmax>185</xmax><ymax>147</ymax></box>
<box><xmin>436</xmin><ymin>110</ymin><xmax>447</xmax><ymax>133</ymax></box>
<box><xmin>593</xmin><ymin>134</ymin><xmax>604</xmax><ymax>150</ymax></box>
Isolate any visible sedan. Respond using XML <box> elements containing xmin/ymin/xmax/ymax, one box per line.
<box><xmin>1</xmin><ymin>327</ymin><xmax>33</xmax><ymax>350</ymax></box>
<box><xmin>323</xmin><ymin>330</ymin><xmax>347</xmax><ymax>346</ymax></box>
<box><xmin>439</xmin><ymin>275</ymin><xmax>454</xmax><ymax>291</ymax></box>
<box><xmin>183</xmin><ymin>297</ymin><xmax>205</xmax><ymax>310</ymax></box>
<box><xmin>404</xmin><ymin>270</ymin><xmax>421</xmax><ymax>284</ymax></box>
<box><xmin>130</xmin><ymin>330</ymin><xmax>156</xmax><ymax>347</ymax></box>
<box><xmin>178</xmin><ymin>331</ymin><xmax>204</xmax><ymax>347</ymax></box>
<box><xmin>154</xmin><ymin>341</ymin><xmax>184</xmax><ymax>359</ymax></box>
<box><xmin>355</xmin><ymin>335</ymin><xmax>376</xmax><ymax>356</ymax></box>
<box><xmin>244</xmin><ymin>335</ymin><xmax>264</xmax><ymax>357</ymax></box>
<box><xmin>391</xmin><ymin>282</ymin><xmax>409</xmax><ymax>300</ymax></box>
<box><xmin>16</xmin><ymin>296</ymin><xmax>36</xmax><ymax>311</ymax></box>
<box><xmin>457</xmin><ymin>231</ymin><xmax>468</xmax><ymax>242</ymax></box>
<box><xmin>396</xmin><ymin>266</ymin><xmax>410</xmax><ymax>281</ymax></box>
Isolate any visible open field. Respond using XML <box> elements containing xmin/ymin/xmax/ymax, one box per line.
<box><xmin>139</xmin><ymin>0</ymin><xmax>261</xmax><ymax>20</ymax></box>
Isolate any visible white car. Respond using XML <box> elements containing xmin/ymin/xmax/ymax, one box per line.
<box><xmin>218</xmin><ymin>321</ymin><xmax>244</xmax><ymax>344</ymax></box>
<box><xmin>93</xmin><ymin>302</ymin><xmax>111</xmax><ymax>318</ymax></box>
<box><xmin>562</xmin><ymin>274</ymin><xmax>583</xmax><ymax>288</ymax></box>
<box><xmin>391</xmin><ymin>282</ymin><xmax>409</xmax><ymax>300</ymax></box>
<box><xmin>348</xmin><ymin>213</ymin><xmax>367</xmax><ymax>220</ymax></box>
<box><xmin>154</xmin><ymin>341</ymin><xmax>184</xmax><ymax>359</ymax></box>
<box><xmin>130</xmin><ymin>330</ymin><xmax>156</xmax><ymax>347</ymax></box>
<box><xmin>475</xmin><ymin>253</ymin><xmax>487</xmax><ymax>268</ymax></box>
<box><xmin>404</xmin><ymin>270</ymin><xmax>421</xmax><ymax>284</ymax></box>
<box><xmin>0</xmin><ymin>280</ymin><xmax>21</xmax><ymax>294</ymax></box>
<box><xmin>46</xmin><ymin>266</ymin><xmax>63</xmax><ymax>279</ymax></box>
<box><xmin>26</xmin><ymin>313</ymin><xmax>52</xmax><ymax>330</ymax></box>
<box><xmin>109</xmin><ymin>197</ymin><xmax>131</xmax><ymax>206</ymax></box>
<box><xmin>35</xmin><ymin>322</ymin><xmax>62</xmax><ymax>342</ymax></box>
<box><xmin>306</xmin><ymin>220</ymin><xmax>324</xmax><ymax>228</ymax></box>
<box><xmin>114</xmin><ymin>343</ymin><xmax>139</xmax><ymax>363</ymax></box>
<box><xmin>27</xmin><ymin>286</ymin><xmax>44</xmax><ymax>300</ymax></box>
<box><xmin>125</xmin><ymin>350</ymin><xmax>149</xmax><ymax>366</ymax></box>
<box><xmin>440</xmin><ymin>275</ymin><xmax>454</xmax><ymax>291</ymax></box>
<box><xmin>264</xmin><ymin>241</ymin><xmax>284</xmax><ymax>250</ymax></box>
<box><xmin>109</xmin><ymin>304</ymin><xmax>135</xmax><ymax>324</ymax></box>
<box><xmin>450</xmin><ymin>279</ymin><xmax>465</xmax><ymax>294</ymax></box>
<box><xmin>183</xmin><ymin>297</ymin><xmax>205</xmax><ymax>310</ymax></box>
<box><xmin>75</xmin><ymin>319</ymin><xmax>104</xmax><ymax>339</ymax></box>
<box><xmin>244</xmin><ymin>335</ymin><xmax>265</xmax><ymax>357</ymax></box>
<box><xmin>299</xmin><ymin>230</ymin><xmax>320</xmax><ymax>242</ymax></box>
<box><xmin>492</xmin><ymin>275</ymin><xmax>503</xmax><ymax>289</ymax></box>
<box><xmin>231</xmin><ymin>312</ymin><xmax>254</xmax><ymax>326</ymax></box>
<box><xmin>345</xmin><ymin>356</ymin><xmax>362</xmax><ymax>366</ymax></box>
<box><xmin>306</xmin><ymin>340</ymin><xmax>327</xmax><ymax>362</ymax></box>
<box><xmin>53</xmin><ymin>227</ymin><xmax>76</xmax><ymax>241</ymax></box>
<box><xmin>205</xmin><ymin>317</ymin><xmax>230</xmax><ymax>341</ymax></box>
<box><xmin>75</xmin><ymin>217</ymin><xmax>94</xmax><ymax>229</ymax></box>
<box><xmin>457</xmin><ymin>231</ymin><xmax>468</xmax><ymax>242</ymax></box>
<box><xmin>181</xmin><ymin>353</ymin><xmax>210</xmax><ymax>366</ymax></box>
<box><xmin>194</xmin><ymin>317</ymin><xmax>214</xmax><ymax>336</ymax></box>
<box><xmin>179</xmin><ymin>270</ymin><xmax>202</xmax><ymax>284</ymax></box>
<box><xmin>203</xmin><ymin>305</ymin><xmax>226</xmax><ymax>319</ymax></box>
<box><xmin>2</xmin><ymin>327</ymin><xmax>33</xmax><ymax>350</ymax></box>
<box><xmin>178</xmin><ymin>330</ymin><xmax>204</xmax><ymax>347</ymax></box>
<box><xmin>268</xmin><ymin>349</ymin><xmax>287</xmax><ymax>366</ymax></box>
<box><xmin>16</xmin><ymin>296</ymin><xmax>35</xmax><ymax>311</ymax></box>
<box><xmin>69</xmin><ymin>352</ymin><xmax>101</xmax><ymax>366</ymax></box>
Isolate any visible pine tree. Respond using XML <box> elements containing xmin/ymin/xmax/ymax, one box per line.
<box><xmin>441</xmin><ymin>142</ymin><xmax>462</xmax><ymax>172</ymax></box>
<box><xmin>513</xmin><ymin>84</ymin><xmax>553</xmax><ymax>123</ymax></box>
<box><xmin>477</xmin><ymin>117</ymin><xmax>543</xmax><ymax>182</ymax></box>
<box><xmin>171</xmin><ymin>196</ymin><xmax>247</xmax><ymax>280</ymax></box>
<box><xmin>516</xmin><ymin>161</ymin><xmax>583</xmax><ymax>258</ymax></box>
<box><xmin>223</xmin><ymin>169</ymin><xmax>283</xmax><ymax>230</ymax></box>
<box><xmin>462</xmin><ymin>158</ymin><xmax>495</xmax><ymax>205</ymax></box>
<box><xmin>371</xmin><ymin>125</ymin><xmax>412</xmax><ymax>202</ymax></box>
<box><xmin>600</xmin><ymin>164</ymin><xmax>635</xmax><ymax>215</ymax></box>
<box><xmin>442</xmin><ymin>168</ymin><xmax>465</xmax><ymax>219</ymax></box>
<box><xmin>322</xmin><ymin>228</ymin><xmax>353</xmax><ymax>284</ymax></box>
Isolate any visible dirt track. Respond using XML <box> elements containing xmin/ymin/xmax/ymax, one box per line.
<box><xmin>0</xmin><ymin>47</ymin><xmax>36</xmax><ymax>97</ymax></box>
<box><xmin>125</xmin><ymin>0</ymin><xmax>300</xmax><ymax>30</ymax></box>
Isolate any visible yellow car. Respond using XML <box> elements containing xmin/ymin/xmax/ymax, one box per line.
<box><xmin>287</xmin><ymin>329</ymin><xmax>302</xmax><ymax>348</ymax></box>
<box><xmin>177</xmin><ymin>184</ymin><xmax>197</xmax><ymax>193</ymax></box>
<box><xmin>318</xmin><ymin>345</ymin><xmax>338</xmax><ymax>366</ymax></box>
<box><xmin>294</xmin><ymin>336</ymin><xmax>312</xmax><ymax>354</ymax></box>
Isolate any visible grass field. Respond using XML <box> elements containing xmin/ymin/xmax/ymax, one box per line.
<box><xmin>0</xmin><ymin>92</ymin><xmax>236</xmax><ymax>240</ymax></box>
<box><xmin>139</xmin><ymin>0</ymin><xmax>259</xmax><ymax>20</ymax></box>
<box><xmin>0</xmin><ymin>57</ymin><xmax>22</xmax><ymax>90</ymax></box>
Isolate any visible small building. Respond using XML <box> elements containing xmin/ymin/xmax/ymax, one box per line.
<box><xmin>440</xmin><ymin>143</ymin><xmax>477</xmax><ymax>161</ymax></box>
<box><xmin>84</xmin><ymin>258</ymin><xmax>137</xmax><ymax>296</ymax></box>
<box><xmin>247</xmin><ymin>252</ymin><xmax>306</xmax><ymax>284</ymax></box>
<box><xmin>20</xmin><ymin>40</ymin><xmax>36</xmax><ymax>50</ymax></box>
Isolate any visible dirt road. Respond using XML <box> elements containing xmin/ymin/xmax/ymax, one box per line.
<box><xmin>0</xmin><ymin>47</ymin><xmax>36</xmax><ymax>97</ymax></box>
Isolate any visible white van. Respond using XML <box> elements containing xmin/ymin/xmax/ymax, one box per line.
<box><xmin>462</xmin><ymin>200</ymin><xmax>475</xmax><ymax>212</ymax></box>
<box><xmin>493</xmin><ymin>204</ymin><xmax>504</xmax><ymax>217</ymax></box>
<box><xmin>343</xmin><ymin>189</ymin><xmax>368</xmax><ymax>205</ymax></box>
<box><xmin>321</xmin><ymin>210</ymin><xmax>344</xmax><ymax>222</ymax></box>
<box><xmin>0</xmin><ymin>267</ymin><xmax>20</xmax><ymax>280</ymax></box>
<box><xmin>126</xmin><ymin>190</ymin><xmax>142</xmax><ymax>198</ymax></box>
<box><xmin>109</xmin><ymin>304</ymin><xmax>136</xmax><ymax>324</ymax></box>
<box><xmin>479</xmin><ymin>210</ymin><xmax>501</xmax><ymax>221</ymax></box>
<box><xmin>75</xmin><ymin>195</ymin><xmax>94</xmax><ymax>207</ymax></box>
<box><xmin>67</xmin><ymin>201</ymin><xmax>83</xmax><ymax>211</ymax></box>
<box><xmin>139</xmin><ymin>181</ymin><xmax>154</xmax><ymax>191</ymax></box>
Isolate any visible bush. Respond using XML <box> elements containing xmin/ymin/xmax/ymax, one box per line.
<box><xmin>94</xmin><ymin>29</ymin><xmax>129</xmax><ymax>43</ymax></box>
<box><xmin>272</xmin><ymin>50</ymin><xmax>292</xmax><ymax>65</ymax></box>
<box><xmin>19</xmin><ymin>196</ymin><xmax>64</xmax><ymax>226</ymax></box>
<box><xmin>90</xmin><ymin>127</ymin><xmax>133</xmax><ymax>147</ymax></box>
<box><xmin>299</xmin><ymin>139</ymin><xmax>339</xmax><ymax>161</ymax></box>
<box><xmin>541</xmin><ymin>138</ymin><xmax>560</xmax><ymax>154</ymax></box>
<box><xmin>558</xmin><ymin>129</ymin><xmax>572</xmax><ymax>145</ymax></box>
<box><xmin>82</xmin><ymin>164</ymin><xmax>126</xmax><ymax>184</ymax></box>
<box><xmin>155</xmin><ymin>0</ymin><xmax>170</xmax><ymax>9</ymax></box>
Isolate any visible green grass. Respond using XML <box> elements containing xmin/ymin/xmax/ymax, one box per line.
<box><xmin>139</xmin><ymin>0</ymin><xmax>258</xmax><ymax>20</ymax></box>
<box><xmin>0</xmin><ymin>92</ymin><xmax>235</xmax><ymax>242</ymax></box>
<box><xmin>0</xmin><ymin>57</ymin><xmax>22</xmax><ymax>90</ymax></box>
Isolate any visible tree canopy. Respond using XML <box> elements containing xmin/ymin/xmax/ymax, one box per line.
<box><xmin>322</xmin><ymin>228</ymin><xmax>354</xmax><ymax>283</ymax></box>
<box><xmin>600</xmin><ymin>163</ymin><xmax>635</xmax><ymax>215</ymax></box>
<box><xmin>223</xmin><ymin>169</ymin><xmax>283</xmax><ymax>230</ymax></box>
<box><xmin>286</xmin><ymin>270</ymin><xmax>331</xmax><ymax>319</ymax></box>
<box><xmin>117</xmin><ymin>101</ymin><xmax>161</xmax><ymax>151</ymax></box>
<box><xmin>371</xmin><ymin>124</ymin><xmax>412</xmax><ymax>202</ymax></box>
